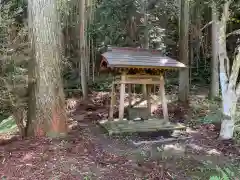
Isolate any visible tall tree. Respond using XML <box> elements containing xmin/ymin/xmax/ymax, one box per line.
<box><xmin>210</xmin><ymin>1</ymin><xmax>220</xmax><ymax>98</ymax></box>
<box><xmin>79</xmin><ymin>0</ymin><xmax>88</xmax><ymax>99</ymax></box>
<box><xmin>217</xmin><ymin>0</ymin><xmax>240</xmax><ymax>139</ymax></box>
<box><xmin>27</xmin><ymin>0</ymin><xmax>68</xmax><ymax>136</ymax></box>
<box><xmin>189</xmin><ymin>0</ymin><xmax>201</xmax><ymax>88</ymax></box>
<box><xmin>142</xmin><ymin>0</ymin><xmax>148</xmax><ymax>97</ymax></box>
<box><xmin>142</xmin><ymin>0</ymin><xmax>149</xmax><ymax>49</ymax></box>
<box><xmin>178</xmin><ymin>0</ymin><xmax>190</xmax><ymax>103</ymax></box>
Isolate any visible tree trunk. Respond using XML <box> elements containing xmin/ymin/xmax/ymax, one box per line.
<box><xmin>178</xmin><ymin>0</ymin><xmax>189</xmax><ymax>103</ymax></box>
<box><xmin>220</xmin><ymin>91</ymin><xmax>237</xmax><ymax>139</ymax></box>
<box><xmin>189</xmin><ymin>0</ymin><xmax>201</xmax><ymax>88</ymax></box>
<box><xmin>87</xmin><ymin>0</ymin><xmax>93</xmax><ymax>81</ymax></box>
<box><xmin>217</xmin><ymin>0</ymin><xmax>240</xmax><ymax>140</ymax></box>
<box><xmin>142</xmin><ymin>0</ymin><xmax>148</xmax><ymax>96</ymax></box>
<box><xmin>85</xmin><ymin>0</ymin><xmax>90</xmax><ymax>80</ymax></box>
<box><xmin>27</xmin><ymin>0</ymin><xmax>68</xmax><ymax>137</ymax></box>
<box><xmin>142</xmin><ymin>0</ymin><xmax>149</xmax><ymax>49</ymax></box>
<box><xmin>210</xmin><ymin>1</ymin><xmax>219</xmax><ymax>98</ymax></box>
<box><xmin>80</xmin><ymin>0</ymin><xmax>88</xmax><ymax>99</ymax></box>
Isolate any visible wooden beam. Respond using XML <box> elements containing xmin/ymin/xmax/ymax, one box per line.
<box><xmin>116</xmin><ymin>74</ymin><xmax>161</xmax><ymax>80</ymax></box>
<box><xmin>109</xmin><ymin>82</ymin><xmax>115</xmax><ymax>120</ymax></box>
<box><xmin>125</xmin><ymin>74</ymin><xmax>161</xmax><ymax>78</ymax></box>
<box><xmin>114</xmin><ymin>80</ymin><xmax>162</xmax><ymax>85</ymax></box>
<box><xmin>119</xmin><ymin>73</ymin><xmax>126</xmax><ymax>120</ymax></box>
<box><xmin>159</xmin><ymin>75</ymin><xmax>169</xmax><ymax>122</ymax></box>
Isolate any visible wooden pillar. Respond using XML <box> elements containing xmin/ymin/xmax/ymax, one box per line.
<box><xmin>159</xmin><ymin>75</ymin><xmax>169</xmax><ymax>122</ymax></box>
<box><xmin>142</xmin><ymin>84</ymin><xmax>147</xmax><ymax>98</ymax></box>
<box><xmin>147</xmin><ymin>84</ymin><xmax>151</xmax><ymax>118</ymax></box>
<box><xmin>153</xmin><ymin>85</ymin><xmax>156</xmax><ymax>95</ymax></box>
<box><xmin>119</xmin><ymin>73</ymin><xmax>126</xmax><ymax>120</ymax></box>
<box><xmin>109</xmin><ymin>82</ymin><xmax>115</xmax><ymax>120</ymax></box>
<box><xmin>128</xmin><ymin>84</ymin><xmax>132</xmax><ymax>107</ymax></box>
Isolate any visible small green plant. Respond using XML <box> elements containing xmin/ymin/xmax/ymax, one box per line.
<box><xmin>0</xmin><ymin>116</ymin><xmax>17</xmax><ymax>134</ymax></box>
<box><xmin>209</xmin><ymin>176</ymin><xmax>222</xmax><ymax>180</ymax></box>
<box><xmin>1</xmin><ymin>175</ymin><xmax>7</xmax><ymax>180</ymax></box>
<box><xmin>83</xmin><ymin>175</ymin><xmax>91</xmax><ymax>180</ymax></box>
<box><xmin>89</xmin><ymin>75</ymin><xmax>113</xmax><ymax>92</ymax></box>
<box><xmin>208</xmin><ymin>165</ymin><xmax>239</xmax><ymax>180</ymax></box>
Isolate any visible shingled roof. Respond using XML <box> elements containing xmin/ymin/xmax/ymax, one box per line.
<box><xmin>101</xmin><ymin>47</ymin><xmax>186</xmax><ymax>70</ymax></box>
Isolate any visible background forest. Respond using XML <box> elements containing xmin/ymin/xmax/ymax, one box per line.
<box><xmin>1</xmin><ymin>0</ymin><xmax>240</xmax><ymax>179</ymax></box>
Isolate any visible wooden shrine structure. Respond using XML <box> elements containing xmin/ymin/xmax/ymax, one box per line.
<box><xmin>99</xmin><ymin>47</ymin><xmax>187</xmax><ymax>135</ymax></box>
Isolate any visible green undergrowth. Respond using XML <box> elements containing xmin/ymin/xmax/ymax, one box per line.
<box><xmin>133</xmin><ymin>147</ymin><xmax>240</xmax><ymax>180</ymax></box>
<box><xmin>0</xmin><ymin>114</ymin><xmax>8</xmax><ymax>123</ymax></box>
<box><xmin>191</xmin><ymin>97</ymin><xmax>240</xmax><ymax>141</ymax></box>
<box><xmin>0</xmin><ymin>116</ymin><xmax>17</xmax><ymax>134</ymax></box>
<box><xmin>89</xmin><ymin>75</ymin><xmax>113</xmax><ymax>91</ymax></box>
<box><xmin>198</xmin><ymin>109</ymin><xmax>222</xmax><ymax>125</ymax></box>
<box><xmin>170</xmin><ymin>155</ymin><xmax>240</xmax><ymax>179</ymax></box>
<box><xmin>191</xmin><ymin>97</ymin><xmax>222</xmax><ymax>124</ymax></box>
<box><xmin>192</xmin><ymin>161</ymin><xmax>240</xmax><ymax>180</ymax></box>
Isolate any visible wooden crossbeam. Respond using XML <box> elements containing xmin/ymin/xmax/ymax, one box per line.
<box><xmin>114</xmin><ymin>80</ymin><xmax>162</xmax><ymax>85</ymax></box>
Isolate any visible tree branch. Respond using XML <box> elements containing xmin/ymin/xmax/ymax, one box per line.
<box><xmin>218</xmin><ymin>1</ymin><xmax>232</xmax><ymax>80</ymax></box>
<box><xmin>227</xmin><ymin>29</ymin><xmax>240</xmax><ymax>37</ymax></box>
<box><xmin>236</xmin><ymin>83</ymin><xmax>240</xmax><ymax>98</ymax></box>
<box><xmin>201</xmin><ymin>21</ymin><xmax>213</xmax><ymax>31</ymax></box>
<box><xmin>223</xmin><ymin>0</ymin><xmax>232</xmax><ymax>21</ymax></box>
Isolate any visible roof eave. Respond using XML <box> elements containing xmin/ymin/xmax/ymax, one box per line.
<box><xmin>107</xmin><ymin>64</ymin><xmax>187</xmax><ymax>69</ymax></box>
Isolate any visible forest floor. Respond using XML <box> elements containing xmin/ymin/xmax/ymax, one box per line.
<box><xmin>1</xmin><ymin>86</ymin><xmax>240</xmax><ymax>180</ymax></box>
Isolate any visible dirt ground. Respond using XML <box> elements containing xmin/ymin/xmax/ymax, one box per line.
<box><xmin>1</xmin><ymin>90</ymin><xmax>240</xmax><ymax>180</ymax></box>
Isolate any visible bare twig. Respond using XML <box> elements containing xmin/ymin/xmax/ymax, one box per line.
<box><xmin>201</xmin><ymin>21</ymin><xmax>213</xmax><ymax>31</ymax></box>
<box><xmin>229</xmin><ymin>46</ymin><xmax>240</xmax><ymax>89</ymax></box>
<box><xmin>227</xmin><ymin>29</ymin><xmax>240</xmax><ymax>37</ymax></box>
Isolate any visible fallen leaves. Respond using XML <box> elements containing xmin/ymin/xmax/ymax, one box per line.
<box><xmin>1</xmin><ymin>89</ymin><xmax>240</xmax><ymax>180</ymax></box>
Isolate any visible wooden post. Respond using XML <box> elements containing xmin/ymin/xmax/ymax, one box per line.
<box><xmin>147</xmin><ymin>84</ymin><xmax>151</xmax><ymax>118</ymax></box>
<box><xmin>154</xmin><ymin>84</ymin><xmax>156</xmax><ymax>95</ymax></box>
<box><xmin>128</xmin><ymin>84</ymin><xmax>132</xmax><ymax>107</ymax></box>
<box><xmin>159</xmin><ymin>75</ymin><xmax>169</xmax><ymax>122</ymax></box>
<box><xmin>109</xmin><ymin>82</ymin><xmax>115</xmax><ymax>120</ymax></box>
<box><xmin>142</xmin><ymin>84</ymin><xmax>147</xmax><ymax>98</ymax></box>
<box><xmin>119</xmin><ymin>73</ymin><xmax>126</xmax><ymax>120</ymax></box>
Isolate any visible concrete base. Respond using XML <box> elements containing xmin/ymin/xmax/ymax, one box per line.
<box><xmin>98</xmin><ymin>118</ymin><xmax>186</xmax><ymax>135</ymax></box>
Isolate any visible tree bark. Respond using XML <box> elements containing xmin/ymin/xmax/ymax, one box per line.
<box><xmin>142</xmin><ymin>0</ymin><xmax>149</xmax><ymax>49</ymax></box>
<box><xmin>142</xmin><ymin>0</ymin><xmax>148</xmax><ymax>96</ymax></box>
<box><xmin>210</xmin><ymin>1</ymin><xmax>219</xmax><ymax>98</ymax></box>
<box><xmin>27</xmin><ymin>0</ymin><xmax>68</xmax><ymax>137</ymax></box>
<box><xmin>219</xmin><ymin>90</ymin><xmax>237</xmax><ymax>139</ymax></box>
<box><xmin>217</xmin><ymin>0</ymin><xmax>240</xmax><ymax>139</ymax></box>
<box><xmin>80</xmin><ymin>0</ymin><xmax>88</xmax><ymax>99</ymax></box>
<box><xmin>178</xmin><ymin>0</ymin><xmax>189</xmax><ymax>103</ymax></box>
<box><xmin>189</xmin><ymin>0</ymin><xmax>201</xmax><ymax>88</ymax></box>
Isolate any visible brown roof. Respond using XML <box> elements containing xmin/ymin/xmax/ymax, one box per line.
<box><xmin>101</xmin><ymin>47</ymin><xmax>186</xmax><ymax>69</ymax></box>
